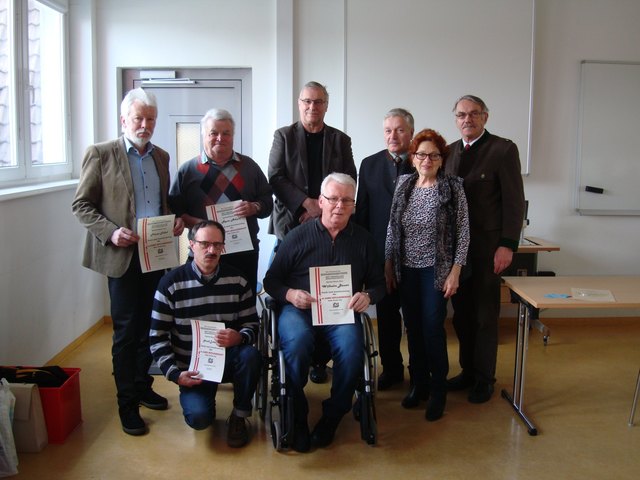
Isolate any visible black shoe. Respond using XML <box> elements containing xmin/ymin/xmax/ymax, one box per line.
<box><xmin>468</xmin><ymin>381</ymin><xmax>494</xmax><ymax>404</ymax></box>
<box><xmin>309</xmin><ymin>364</ymin><xmax>328</xmax><ymax>384</ymax></box>
<box><xmin>401</xmin><ymin>385</ymin><xmax>428</xmax><ymax>409</ymax></box>
<box><xmin>227</xmin><ymin>413</ymin><xmax>249</xmax><ymax>448</ymax></box>
<box><xmin>140</xmin><ymin>389</ymin><xmax>169</xmax><ymax>410</ymax></box>
<box><xmin>310</xmin><ymin>415</ymin><xmax>341</xmax><ymax>448</ymax></box>
<box><xmin>377</xmin><ymin>370</ymin><xmax>404</xmax><ymax>391</ymax></box>
<box><xmin>120</xmin><ymin>407</ymin><xmax>147</xmax><ymax>436</ymax></box>
<box><xmin>425</xmin><ymin>392</ymin><xmax>446</xmax><ymax>421</ymax></box>
<box><xmin>446</xmin><ymin>372</ymin><xmax>475</xmax><ymax>391</ymax></box>
<box><xmin>292</xmin><ymin>421</ymin><xmax>311</xmax><ymax>453</ymax></box>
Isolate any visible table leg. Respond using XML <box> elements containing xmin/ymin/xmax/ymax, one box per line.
<box><xmin>501</xmin><ymin>299</ymin><xmax>538</xmax><ymax>435</ymax></box>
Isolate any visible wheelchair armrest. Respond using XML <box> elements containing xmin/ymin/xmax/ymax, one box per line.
<box><xmin>264</xmin><ymin>295</ymin><xmax>278</xmax><ymax>310</ymax></box>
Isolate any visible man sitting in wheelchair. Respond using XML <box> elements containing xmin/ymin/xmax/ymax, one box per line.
<box><xmin>264</xmin><ymin>173</ymin><xmax>385</xmax><ymax>452</ymax></box>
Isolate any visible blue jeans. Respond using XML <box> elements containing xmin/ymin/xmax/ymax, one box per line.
<box><xmin>278</xmin><ymin>304</ymin><xmax>363</xmax><ymax>421</ymax></box>
<box><xmin>399</xmin><ymin>266</ymin><xmax>449</xmax><ymax>393</ymax></box>
<box><xmin>178</xmin><ymin>345</ymin><xmax>262</xmax><ymax>430</ymax></box>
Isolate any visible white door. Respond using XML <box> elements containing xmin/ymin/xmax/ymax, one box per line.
<box><xmin>122</xmin><ymin>68</ymin><xmax>252</xmax><ymax>261</ymax></box>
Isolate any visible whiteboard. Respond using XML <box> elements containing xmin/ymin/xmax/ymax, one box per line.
<box><xmin>345</xmin><ymin>0</ymin><xmax>534</xmax><ymax>175</ymax></box>
<box><xmin>576</xmin><ymin>61</ymin><xmax>640</xmax><ymax>215</ymax></box>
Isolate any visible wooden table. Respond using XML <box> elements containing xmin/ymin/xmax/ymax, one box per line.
<box><xmin>501</xmin><ymin>275</ymin><xmax>640</xmax><ymax>435</ymax></box>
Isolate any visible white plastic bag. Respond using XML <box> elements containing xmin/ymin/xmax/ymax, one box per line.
<box><xmin>0</xmin><ymin>378</ymin><xmax>18</xmax><ymax>477</ymax></box>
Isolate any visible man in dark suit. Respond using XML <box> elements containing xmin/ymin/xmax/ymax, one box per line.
<box><xmin>72</xmin><ymin>88</ymin><xmax>184</xmax><ymax>435</ymax></box>
<box><xmin>445</xmin><ymin>95</ymin><xmax>525</xmax><ymax>403</ymax></box>
<box><xmin>268</xmin><ymin>81</ymin><xmax>357</xmax><ymax>241</ymax></box>
<box><xmin>354</xmin><ymin>108</ymin><xmax>414</xmax><ymax>390</ymax></box>
<box><xmin>268</xmin><ymin>81</ymin><xmax>357</xmax><ymax>383</ymax></box>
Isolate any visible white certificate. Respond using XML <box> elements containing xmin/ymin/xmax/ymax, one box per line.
<box><xmin>309</xmin><ymin>265</ymin><xmax>354</xmax><ymax>326</ymax></box>
<box><xmin>206</xmin><ymin>201</ymin><xmax>254</xmax><ymax>254</ymax></box>
<box><xmin>137</xmin><ymin>214</ymin><xmax>179</xmax><ymax>273</ymax></box>
<box><xmin>188</xmin><ymin>320</ymin><xmax>226</xmax><ymax>383</ymax></box>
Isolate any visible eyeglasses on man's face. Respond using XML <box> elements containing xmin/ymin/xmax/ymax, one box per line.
<box><xmin>414</xmin><ymin>152</ymin><xmax>443</xmax><ymax>161</ymax></box>
<box><xmin>192</xmin><ymin>240</ymin><xmax>225</xmax><ymax>250</ymax></box>
<box><xmin>299</xmin><ymin>98</ymin><xmax>327</xmax><ymax>106</ymax></box>
<box><xmin>321</xmin><ymin>194</ymin><xmax>355</xmax><ymax>206</ymax></box>
<box><xmin>454</xmin><ymin>111</ymin><xmax>484</xmax><ymax>120</ymax></box>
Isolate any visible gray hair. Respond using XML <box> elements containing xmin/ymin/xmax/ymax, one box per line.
<box><xmin>120</xmin><ymin>88</ymin><xmax>157</xmax><ymax>117</ymax></box>
<box><xmin>320</xmin><ymin>172</ymin><xmax>356</xmax><ymax>197</ymax></box>
<box><xmin>301</xmin><ymin>81</ymin><xmax>329</xmax><ymax>101</ymax></box>
<box><xmin>201</xmin><ymin>108</ymin><xmax>235</xmax><ymax>134</ymax></box>
<box><xmin>384</xmin><ymin>108</ymin><xmax>414</xmax><ymax>131</ymax></box>
<box><xmin>452</xmin><ymin>95</ymin><xmax>489</xmax><ymax>113</ymax></box>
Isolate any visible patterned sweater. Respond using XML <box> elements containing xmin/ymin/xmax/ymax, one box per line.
<box><xmin>150</xmin><ymin>262</ymin><xmax>258</xmax><ymax>383</ymax></box>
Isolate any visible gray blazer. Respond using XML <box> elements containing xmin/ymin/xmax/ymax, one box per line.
<box><xmin>267</xmin><ymin>121</ymin><xmax>356</xmax><ymax>240</ymax></box>
<box><xmin>72</xmin><ymin>137</ymin><xmax>171</xmax><ymax>278</ymax></box>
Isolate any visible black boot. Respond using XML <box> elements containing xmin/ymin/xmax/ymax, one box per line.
<box><xmin>425</xmin><ymin>391</ymin><xmax>446</xmax><ymax>421</ymax></box>
<box><xmin>401</xmin><ymin>384</ymin><xmax>428</xmax><ymax>408</ymax></box>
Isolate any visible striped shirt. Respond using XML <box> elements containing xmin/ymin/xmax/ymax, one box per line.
<box><xmin>150</xmin><ymin>262</ymin><xmax>258</xmax><ymax>383</ymax></box>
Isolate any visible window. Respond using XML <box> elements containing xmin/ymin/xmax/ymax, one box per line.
<box><xmin>0</xmin><ymin>0</ymin><xmax>69</xmax><ymax>187</ymax></box>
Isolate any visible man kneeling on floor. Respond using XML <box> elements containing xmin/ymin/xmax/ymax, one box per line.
<box><xmin>150</xmin><ymin>220</ymin><xmax>261</xmax><ymax>448</ymax></box>
<box><xmin>264</xmin><ymin>173</ymin><xmax>385</xmax><ymax>452</ymax></box>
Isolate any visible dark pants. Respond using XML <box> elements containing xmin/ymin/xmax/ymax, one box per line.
<box><xmin>108</xmin><ymin>250</ymin><xmax>164</xmax><ymax>412</ymax></box>
<box><xmin>399</xmin><ymin>266</ymin><xmax>448</xmax><ymax>393</ymax></box>
<box><xmin>375</xmin><ymin>288</ymin><xmax>404</xmax><ymax>374</ymax></box>
<box><xmin>178</xmin><ymin>344</ymin><xmax>262</xmax><ymax>429</ymax></box>
<box><xmin>451</xmin><ymin>234</ymin><xmax>501</xmax><ymax>384</ymax></box>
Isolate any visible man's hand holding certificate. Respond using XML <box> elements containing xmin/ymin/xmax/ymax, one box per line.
<box><xmin>137</xmin><ymin>214</ymin><xmax>180</xmax><ymax>273</ymax></box>
<box><xmin>188</xmin><ymin>320</ymin><xmax>226</xmax><ymax>383</ymax></box>
<box><xmin>206</xmin><ymin>201</ymin><xmax>253</xmax><ymax>254</ymax></box>
<box><xmin>309</xmin><ymin>265</ymin><xmax>355</xmax><ymax>326</ymax></box>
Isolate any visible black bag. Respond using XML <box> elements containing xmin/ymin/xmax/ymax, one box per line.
<box><xmin>0</xmin><ymin>366</ymin><xmax>69</xmax><ymax>388</ymax></box>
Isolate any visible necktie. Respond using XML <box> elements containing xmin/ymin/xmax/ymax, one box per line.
<box><xmin>464</xmin><ymin>143</ymin><xmax>471</xmax><ymax>151</ymax></box>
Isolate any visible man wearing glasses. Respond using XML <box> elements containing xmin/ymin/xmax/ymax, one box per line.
<box><xmin>268</xmin><ymin>81</ymin><xmax>357</xmax><ymax>384</ymax></box>
<box><xmin>268</xmin><ymin>81</ymin><xmax>356</xmax><ymax>240</ymax></box>
<box><xmin>150</xmin><ymin>220</ymin><xmax>261</xmax><ymax>448</ymax></box>
<box><xmin>264</xmin><ymin>173</ymin><xmax>385</xmax><ymax>452</ymax></box>
<box><xmin>445</xmin><ymin>95</ymin><xmax>525</xmax><ymax>404</ymax></box>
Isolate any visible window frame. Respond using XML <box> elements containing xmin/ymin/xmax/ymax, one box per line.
<box><xmin>0</xmin><ymin>0</ymin><xmax>71</xmax><ymax>188</ymax></box>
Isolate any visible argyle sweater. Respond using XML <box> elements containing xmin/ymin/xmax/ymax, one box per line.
<box><xmin>150</xmin><ymin>262</ymin><xmax>258</xmax><ymax>383</ymax></box>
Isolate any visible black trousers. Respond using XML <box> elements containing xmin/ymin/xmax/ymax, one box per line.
<box><xmin>375</xmin><ymin>289</ymin><xmax>404</xmax><ymax>373</ymax></box>
<box><xmin>108</xmin><ymin>250</ymin><xmax>163</xmax><ymax>411</ymax></box>
<box><xmin>451</xmin><ymin>236</ymin><xmax>501</xmax><ymax>385</ymax></box>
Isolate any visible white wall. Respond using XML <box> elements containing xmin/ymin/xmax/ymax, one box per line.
<box><xmin>2</xmin><ymin>0</ymin><xmax>639</xmax><ymax>364</ymax></box>
<box><xmin>528</xmin><ymin>0</ymin><xmax>640</xmax><ymax>277</ymax></box>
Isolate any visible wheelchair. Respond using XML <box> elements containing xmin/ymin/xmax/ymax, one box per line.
<box><xmin>255</xmin><ymin>296</ymin><xmax>379</xmax><ymax>450</ymax></box>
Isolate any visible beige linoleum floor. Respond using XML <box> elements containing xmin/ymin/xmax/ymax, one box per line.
<box><xmin>12</xmin><ymin>317</ymin><xmax>640</xmax><ymax>480</ymax></box>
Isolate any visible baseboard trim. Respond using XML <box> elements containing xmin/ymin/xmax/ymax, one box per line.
<box><xmin>46</xmin><ymin>316</ymin><xmax>110</xmax><ymax>366</ymax></box>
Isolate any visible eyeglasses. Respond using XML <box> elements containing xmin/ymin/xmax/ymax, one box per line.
<box><xmin>321</xmin><ymin>194</ymin><xmax>355</xmax><ymax>206</ymax></box>
<box><xmin>192</xmin><ymin>240</ymin><xmax>225</xmax><ymax>250</ymax></box>
<box><xmin>299</xmin><ymin>98</ymin><xmax>327</xmax><ymax>106</ymax></box>
<box><xmin>454</xmin><ymin>111</ymin><xmax>484</xmax><ymax>120</ymax></box>
<box><xmin>414</xmin><ymin>152</ymin><xmax>443</xmax><ymax>161</ymax></box>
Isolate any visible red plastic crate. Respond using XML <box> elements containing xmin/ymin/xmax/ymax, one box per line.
<box><xmin>38</xmin><ymin>367</ymin><xmax>82</xmax><ymax>443</ymax></box>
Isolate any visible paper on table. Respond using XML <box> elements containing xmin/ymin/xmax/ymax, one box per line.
<box><xmin>137</xmin><ymin>214</ymin><xmax>179</xmax><ymax>273</ymax></box>
<box><xmin>206</xmin><ymin>201</ymin><xmax>254</xmax><ymax>254</ymax></box>
<box><xmin>188</xmin><ymin>320</ymin><xmax>226</xmax><ymax>383</ymax></box>
<box><xmin>570</xmin><ymin>288</ymin><xmax>615</xmax><ymax>302</ymax></box>
<box><xmin>309</xmin><ymin>265</ymin><xmax>354</xmax><ymax>326</ymax></box>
